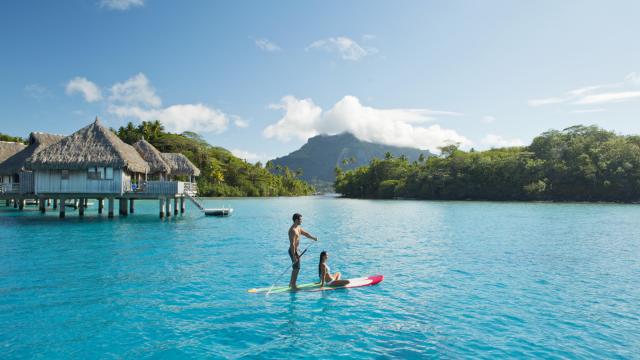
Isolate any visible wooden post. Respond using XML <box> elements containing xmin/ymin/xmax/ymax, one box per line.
<box><xmin>13</xmin><ymin>198</ymin><xmax>17</xmax><ymax>208</ymax></box>
<box><xmin>39</xmin><ymin>198</ymin><xmax>46</xmax><ymax>214</ymax></box>
<box><xmin>159</xmin><ymin>198</ymin><xmax>165</xmax><ymax>218</ymax></box>
<box><xmin>98</xmin><ymin>198</ymin><xmax>103</xmax><ymax>214</ymax></box>
<box><xmin>108</xmin><ymin>197</ymin><xmax>114</xmax><ymax>218</ymax></box>
<box><xmin>53</xmin><ymin>198</ymin><xmax>58</xmax><ymax>209</ymax></box>
<box><xmin>129</xmin><ymin>199</ymin><xmax>135</xmax><ymax>214</ymax></box>
<box><xmin>119</xmin><ymin>198</ymin><xmax>128</xmax><ymax>216</ymax></box>
<box><xmin>173</xmin><ymin>197</ymin><xmax>178</xmax><ymax>215</ymax></box>
<box><xmin>59</xmin><ymin>198</ymin><xmax>66</xmax><ymax>218</ymax></box>
<box><xmin>78</xmin><ymin>198</ymin><xmax>85</xmax><ymax>217</ymax></box>
<box><xmin>165</xmin><ymin>197</ymin><xmax>171</xmax><ymax>217</ymax></box>
<box><xmin>46</xmin><ymin>199</ymin><xmax>50</xmax><ymax>207</ymax></box>
<box><xmin>180</xmin><ymin>197</ymin><xmax>185</xmax><ymax>214</ymax></box>
<box><xmin>18</xmin><ymin>198</ymin><xmax>24</xmax><ymax>210</ymax></box>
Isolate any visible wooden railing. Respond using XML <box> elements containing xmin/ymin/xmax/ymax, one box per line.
<box><xmin>0</xmin><ymin>183</ymin><xmax>20</xmax><ymax>194</ymax></box>
<box><xmin>125</xmin><ymin>181</ymin><xmax>197</xmax><ymax>195</ymax></box>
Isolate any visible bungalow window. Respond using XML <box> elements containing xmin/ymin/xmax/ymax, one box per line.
<box><xmin>88</xmin><ymin>167</ymin><xmax>99</xmax><ymax>180</ymax></box>
<box><xmin>87</xmin><ymin>167</ymin><xmax>113</xmax><ymax>180</ymax></box>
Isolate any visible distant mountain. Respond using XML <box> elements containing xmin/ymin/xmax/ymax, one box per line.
<box><xmin>269</xmin><ymin>133</ymin><xmax>432</xmax><ymax>185</ymax></box>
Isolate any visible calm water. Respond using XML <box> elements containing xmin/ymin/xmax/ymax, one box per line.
<box><xmin>0</xmin><ymin>197</ymin><xmax>639</xmax><ymax>359</ymax></box>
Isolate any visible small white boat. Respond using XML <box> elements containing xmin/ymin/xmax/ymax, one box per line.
<box><xmin>203</xmin><ymin>208</ymin><xmax>233</xmax><ymax>217</ymax></box>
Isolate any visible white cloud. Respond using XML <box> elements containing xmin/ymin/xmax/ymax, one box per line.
<box><xmin>101</xmin><ymin>73</ymin><xmax>229</xmax><ymax>134</ymax></box>
<box><xmin>529</xmin><ymin>73</ymin><xmax>640</xmax><ymax>107</ymax></box>
<box><xmin>306</xmin><ymin>37</ymin><xmax>376</xmax><ymax>61</ymax></box>
<box><xmin>100</xmin><ymin>0</ymin><xmax>144</xmax><ymax>10</ymax></box>
<box><xmin>254</xmin><ymin>38</ymin><xmax>281</xmax><ymax>52</ymax></box>
<box><xmin>24</xmin><ymin>84</ymin><xmax>50</xmax><ymax>100</ymax></box>
<box><xmin>574</xmin><ymin>91</ymin><xmax>640</xmax><ymax>105</ymax></box>
<box><xmin>570</xmin><ymin>108</ymin><xmax>606</xmax><ymax>114</ymax></box>
<box><xmin>481</xmin><ymin>115</ymin><xmax>495</xmax><ymax>124</ymax></box>
<box><xmin>65</xmin><ymin>77</ymin><xmax>103</xmax><ymax>102</ymax></box>
<box><xmin>230</xmin><ymin>149</ymin><xmax>272</xmax><ymax>164</ymax></box>
<box><xmin>264</xmin><ymin>95</ymin><xmax>470</xmax><ymax>151</ymax></box>
<box><xmin>481</xmin><ymin>134</ymin><xmax>524</xmax><ymax>148</ymax></box>
<box><xmin>109</xmin><ymin>73</ymin><xmax>161</xmax><ymax>107</ymax></box>
<box><xmin>528</xmin><ymin>96</ymin><xmax>569</xmax><ymax>107</ymax></box>
<box><xmin>109</xmin><ymin>104</ymin><xmax>228</xmax><ymax>134</ymax></box>
<box><xmin>232</xmin><ymin>116</ymin><xmax>249</xmax><ymax>128</ymax></box>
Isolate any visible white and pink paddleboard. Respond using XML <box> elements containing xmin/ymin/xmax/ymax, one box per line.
<box><xmin>248</xmin><ymin>275</ymin><xmax>384</xmax><ymax>294</ymax></box>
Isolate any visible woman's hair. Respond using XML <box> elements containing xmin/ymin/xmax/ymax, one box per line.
<box><xmin>318</xmin><ymin>251</ymin><xmax>327</xmax><ymax>279</ymax></box>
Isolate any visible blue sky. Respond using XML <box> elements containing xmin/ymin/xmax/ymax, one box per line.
<box><xmin>2</xmin><ymin>0</ymin><xmax>640</xmax><ymax>162</ymax></box>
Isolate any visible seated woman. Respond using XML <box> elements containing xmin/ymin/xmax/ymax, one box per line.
<box><xmin>318</xmin><ymin>251</ymin><xmax>350</xmax><ymax>287</ymax></box>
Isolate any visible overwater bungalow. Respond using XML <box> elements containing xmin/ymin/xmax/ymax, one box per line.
<box><xmin>133</xmin><ymin>139</ymin><xmax>171</xmax><ymax>181</ymax></box>
<box><xmin>0</xmin><ymin>133</ymin><xmax>63</xmax><ymax>207</ymax></box>
<box><xmin>0</xmin><ymin>141</ymin><xmax>27</xmax><ymax>187</ymax></box>
<box><xmin>23</xmin><ymin>118</ymin><xmax>200</xmax><ymax>218</ymax></box>
<box><xmin>161</xmin><ymin>152</ymin><xmax>201</xmax><ymax>181</ymax></box>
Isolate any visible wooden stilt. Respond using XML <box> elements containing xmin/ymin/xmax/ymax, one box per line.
<box><xmin>18</xmin><ymin>198</ymin><xmax>24</xmax><ymax>210</ymax></box>
<box><xmin>108</xmin><ymin>197</ymin><xmax>114</xmax><ymax>218</ymax></box>
<box><xmin>78</xmin><ymin>198</ymin><xmax>85</xmax><ymax>216</ymax></box>
<box><xmin>53</xmin><ymin>198</ymin><xmax>58</xmax><ymax>209</ymax></box>
<box><xmin>165</xmin><ymin>197</ymin><xmax>171</xmax><ymax>217</ymax></box>
<box><xmin>13</xmin><ymin>198</ymin><xmax>17</xmax><ymax>208</ymax></box>
<box><xmin>129</xmin><ymin>199</ymin><xmax>135</xmax><ymax>214</ymax></box>
<box><xmin>173</xmin><ymin>197</ymin><xmax>178</xmax><ymax>215</ymax></box>
<box><xmin>39</xmin><ymin>198</ymin><xmax>46</xmax><ymax>214</ymax></box>
<box><xmin>119</xmin><ymin>198</ymin><xmax>128</xmax><ymax>216</ymax></box>
<box><xmin>159</xmin><ymin>198</ymin><xmax>165</xmax><ymax>218</ymax></box>
<box><xmin>59</xmin><ymin>198</ymin><xmax>66</xmax><ymax>218</ymax></box>
<box><xmin>98</xmin><ymin>198</ymin><xmax>103</xmax><ymax>214</ymax></box>
<box><xmin>180</xmin><ymin>197</ymin><xmax>185</xmax><ymax>214</ymax></box>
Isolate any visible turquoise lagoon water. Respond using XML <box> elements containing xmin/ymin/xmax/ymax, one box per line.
<box><xmin>1</xmin><ymin>197</ymin><xmax>639</xmax><ymax>359</ymax></box>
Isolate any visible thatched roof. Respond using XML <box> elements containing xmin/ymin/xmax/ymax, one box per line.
<box><xmin>27</xmin><ymin>118</ymin><xmax>150</xmax><ymax>173</ymax></box>
<box><xmin>0</xmin><ymin>142</ymin><xmax>26</xmax><ymax>164</ymax></box>
<box><xmin>0</xmin><ymin>133</ymin><xmax>63</xmax><ymax>175</ymax></box>
<box><xmin>133</xmin><ymin>139</ymin><xmax>171</xmax><ymax>174</ymax></box>
<box><xmin>161</xmin><ymin>153</ymin><xmax>201</xmax><ymax>176</ymax></box>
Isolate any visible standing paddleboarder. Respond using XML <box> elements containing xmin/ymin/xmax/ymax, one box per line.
<box><xmin>289</xmin><ymin>213</ymin><xmax>318</xmax><ymax>289</ymax></box>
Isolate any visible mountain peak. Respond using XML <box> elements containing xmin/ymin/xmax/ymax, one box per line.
<box><xmin>270</xmin><ymin>133</ymin><xmax>432</xmax><ymax>185</ymax></box>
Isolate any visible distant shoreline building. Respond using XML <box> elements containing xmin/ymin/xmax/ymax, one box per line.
<box><xmin>0</xmin><ymin>118</ymin><xmax>201</xmax><ymax>218</ymax></box>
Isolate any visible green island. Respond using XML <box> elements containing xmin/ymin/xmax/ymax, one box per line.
<box><xmin>335</xmin><ymin>125</ymin><xmax>640</xmax><ymax>202</ymax></box>
<box><xmin>113</xmin><ymin>121</ymin><xmax>314</xmax><ymax>197</ymax></box>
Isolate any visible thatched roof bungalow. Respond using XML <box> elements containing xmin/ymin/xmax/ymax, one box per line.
<box><xmin>161</xmin><ymin>153</ymin><xmax>201</xmax><ymax>178</ymax></box>
<box><xmin>0</xmin><ymin>141</ymin><xmax>27</xmax><ymax>186</ymax></box>
<box><xmin>26</xmin><ymin>118</ymin><xmax>150</xmax><ymax>195</ymax></box>
<box><xmin>133</xmin><ymin>139</ymin><xmax>171</xmax><ymax>179</ymax></box>
<box><xmin>0</xmin><ymin>141</ymin><xmax>26</xmax><ymax>164</ymax></box>
<box><xmin>0</xmin><ymin>133</ymin><xmax>63</xmax><ymax>177</ymax></box>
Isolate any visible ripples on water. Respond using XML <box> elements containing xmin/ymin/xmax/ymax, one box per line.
<box><xmin>0</xmin><ymin>197</ymin><xmax>639</xmax><ymax>358</ymax></box>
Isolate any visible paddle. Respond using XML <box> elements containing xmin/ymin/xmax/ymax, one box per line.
<box><xmin>266</xmin><ymin>238</ymin><xmax>318</xmax><ymax>296</ymax></box>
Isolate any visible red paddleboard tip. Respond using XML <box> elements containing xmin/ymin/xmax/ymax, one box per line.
<box><xmin>367</xmin><ymin>275</ymin><xmax>384</xmax><ymax>286</ymax></box>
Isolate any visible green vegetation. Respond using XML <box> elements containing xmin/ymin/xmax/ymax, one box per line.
<box><xmin>0</xmin><ymin>133</ymin><xmax>25</xmax><ymax>143</ymax></box>
<box><xmin>115</xmin><ymin>121</ymin><xmax>314</xmax><ymax>197</ymax></box>
<box><xmin>335</xmin><ymin>125</ymin><xmax>640</xmax><ymax>202</ymax></box>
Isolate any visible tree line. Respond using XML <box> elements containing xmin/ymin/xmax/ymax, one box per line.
<box><xmin>335</xmin><ymin>125</ymin><xmax>640</xmax><ymax>202</ymax></box>
<box><xmin>115</xmin><ymin>121</ymin><xmax>314</xmax><ymax>197</ymax></box>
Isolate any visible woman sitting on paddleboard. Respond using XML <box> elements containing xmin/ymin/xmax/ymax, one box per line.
<box><xmin>319</xmin><ymin>251</ymin><xmax>350</xmax><ymax>287</ymax></box>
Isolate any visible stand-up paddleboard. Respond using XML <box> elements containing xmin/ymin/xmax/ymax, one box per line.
<box><xmin>248</xmin><ymin>275</ymin><xmax>383</xmax><ymax>294</ymax></box>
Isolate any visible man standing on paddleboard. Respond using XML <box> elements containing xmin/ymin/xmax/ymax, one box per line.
<box><xmin>289</xmin><ymin>213</ymin><xmax>318</xmax><ymax>289</ymax></box>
